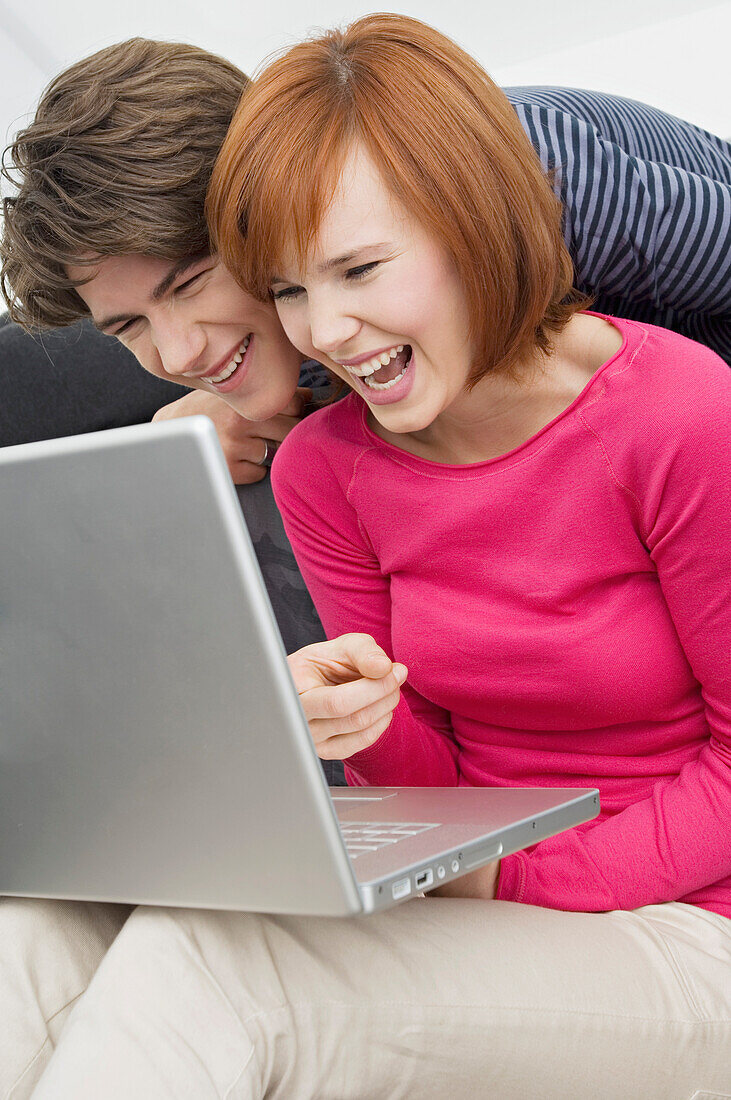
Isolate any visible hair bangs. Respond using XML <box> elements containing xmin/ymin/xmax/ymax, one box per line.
<box><xmin>208</xmin><ymin>51</ymin><xmax>356</xmax><ymax>300</ymax></box>
<box><xmin>207</xmin><ymin>14</ymin><xmax>589</xmax><ymax>376</ymax></box>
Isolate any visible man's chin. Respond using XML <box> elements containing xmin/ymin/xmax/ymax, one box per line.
<box><xmin>228</xmin><ymin>391</ymin><xmax>293</xmax><ymax>424</ymax></box>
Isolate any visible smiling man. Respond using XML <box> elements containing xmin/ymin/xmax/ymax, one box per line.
<box><xmin>1</xmin><ymin>39</ymin><xmax>332</xmax><ymax>665</ymax></box>
<box><xmin>67</xmin><ymin>251</ymin><xmax>303</xmax><ymax>425</ymax></box>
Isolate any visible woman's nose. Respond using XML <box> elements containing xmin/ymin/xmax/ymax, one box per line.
<box><xmin>308</xmin><ymin>297</ymin><xmax>361</xmax><ymax>359</ymax></box>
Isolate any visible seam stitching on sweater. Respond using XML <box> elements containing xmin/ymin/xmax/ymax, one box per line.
<box><xmin>581</xmin><ymin>319</ymin><xmax>649</xmax><ymax>405</ymax></box>
<box><xmin>577</xmin><ymin>410</ymin><xmax>646</xmax><ymax>540</ymax></box>
<box><xmin>348</xmin><ymin>445</ymin><xmax>386</xmax><ymax>551</ymax></box>
<box><xmin>373</xmin><ymin>433</ymin><xmax>559</xmax><ymax>481</ymax></box>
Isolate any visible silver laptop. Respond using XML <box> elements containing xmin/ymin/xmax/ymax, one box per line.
<box><xmin>0</xmin><ymin>416</ymin><xmax>598</xmax><ymax>916</ymax></box>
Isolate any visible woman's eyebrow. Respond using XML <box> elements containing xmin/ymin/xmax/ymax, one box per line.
<box><xmin>317</xmin><ymin>243</ymin><xmax>391</xmax><ymax>274</ymax></box>
<box><xmin>270</xmin><ymin>243</ymin><xmax>392</xmax><ymax>284</ymax></box>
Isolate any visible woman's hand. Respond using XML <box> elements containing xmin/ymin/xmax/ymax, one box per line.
<box><xmin>288</xmin><ymin>634</ymin><xmax>408</xmax><ymax>760</ymax></box>
<box><xmin>152</xmin><ymin>387</ymin><xmax>311</xmax><ymax>484</ymax></box>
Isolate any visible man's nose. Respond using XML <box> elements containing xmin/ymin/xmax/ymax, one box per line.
<box><xmin>154</xmin><ymin>321</ymin><xmax>207</xmax><ymax>378</ymax></box>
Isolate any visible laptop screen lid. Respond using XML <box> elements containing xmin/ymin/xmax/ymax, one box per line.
<box><xmin>0</xmin><ymin>417</ymin><xmax>363</xmax><ymax>916</ymax></box>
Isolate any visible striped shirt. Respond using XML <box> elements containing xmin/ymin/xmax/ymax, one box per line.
<box><xmin>506</xmin><ymin>87</ymin><xmax>731</xmax><ymax>365</ymax></box>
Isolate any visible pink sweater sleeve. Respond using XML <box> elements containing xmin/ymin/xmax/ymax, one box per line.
<box><xmin>498</xmin><ymin>350</ymin><xmax>731</xmax><ymax>911</ymax></box>
<box><xmin>272</xmin><ymin>426</ymin><xmax>460</xmax><ymax>786</ymax></box>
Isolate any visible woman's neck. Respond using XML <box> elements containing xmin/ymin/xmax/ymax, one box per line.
<box><xmin>372</xmin><ymin>313</ymin><xmax>623</xmax><ymax>465</ymax></box>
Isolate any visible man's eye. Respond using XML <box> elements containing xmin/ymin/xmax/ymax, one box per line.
<box><xmin>176</xmin><ymin>271</ymin><xmax>205</xmax><ymax>292</ymax></box>
<box><xmin>112</xmin><ymin>319</ymin><xmax>139</xmax><ymax>337</ymax></box>
<box><xmin>271</xmin><ymin>285</ymin><xmax>303</xmax><ymax>302</ymax></box>
<box><xmin>346</xmin><ymin>261</ymin><xmax>379</xmax><ymax>280</ymax></box>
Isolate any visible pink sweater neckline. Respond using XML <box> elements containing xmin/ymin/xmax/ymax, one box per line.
<box><xmin>357</xmin><ymin>311</ymin><xmax>631</xmax><ymax>474</ymax></box>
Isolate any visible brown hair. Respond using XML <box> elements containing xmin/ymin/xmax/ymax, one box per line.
<box><xmin>208</xmin><ymin>13</ymin><xmax>588</xmax><ymax>382</ymax></box>
<box><xmin>1</xmin><ymin>38</ymin><xmax>247</xmax><ymax>328</ymax></box>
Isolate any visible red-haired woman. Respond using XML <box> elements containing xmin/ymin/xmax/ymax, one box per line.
<box><xmin>33</xmin><ymin>14</ymin><xmax>730</xmax><ymax>1099</ymax></box>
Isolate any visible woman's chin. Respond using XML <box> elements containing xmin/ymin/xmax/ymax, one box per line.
<box><xmin>369</xmin><ymin>400</ymin><xmax>436</xmax><ymax>437</ymax></box>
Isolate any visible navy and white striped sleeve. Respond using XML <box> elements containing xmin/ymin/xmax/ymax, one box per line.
<box><xmin>505</xmin><ymin>87</ymin><xmax>731</xmax><ymax>365</ymax></box>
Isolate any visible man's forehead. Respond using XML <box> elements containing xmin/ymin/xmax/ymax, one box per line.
<box><xmin>66</xmin><ymin>251</ymin><xmax>209</xmax><ymax>291</ymax></box>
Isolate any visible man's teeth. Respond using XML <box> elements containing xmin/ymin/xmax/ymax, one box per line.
<box><xmin>343</xmin><ymin>345</ymin><xmax>404</xmax><ymax>378</ymax></box>
<box><xmin>207</xmin><ymin>336</ymin><xmax>250</xmax><ymax>382</ymax></box>
<box><xmin>184</xmin><ymin>336</ymin><xmax>251</xmax><ymax>383</ymax></box>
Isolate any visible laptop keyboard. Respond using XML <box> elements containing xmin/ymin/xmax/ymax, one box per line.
<box><xmin>340</xmin><ymin>822</ymin><xmax>440</xmax><ymax>859</ymax></box>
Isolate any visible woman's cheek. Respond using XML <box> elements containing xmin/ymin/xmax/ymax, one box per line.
<box><xmin>275</xmin><ymin>306</ymin><xmax>310</xmax><ymax>358</ymax></box>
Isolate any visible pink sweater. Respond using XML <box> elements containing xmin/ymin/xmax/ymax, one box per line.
<box><xmin>272</xmin><ymin>316</ymin><xmax>731</xmax><ymax>917</ymax></box>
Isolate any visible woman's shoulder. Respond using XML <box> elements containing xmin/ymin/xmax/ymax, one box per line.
<box><xmin>589</xmin><ymin>314</ymin><xmax>729</xmax><ymax>437</ymax></box>
<box><xmin>581</xmin><ymin>315</ymin><xmax>730</xmax><ymax>499</ymax></box>
<box><xmin>271</xmin><ymin>391</ymin><xmax>366</xmax><ymax>493</ymax></box>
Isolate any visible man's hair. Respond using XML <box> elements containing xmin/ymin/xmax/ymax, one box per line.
<box><xmin>1</xmin><ymin>38</ymin><xmax>247</xmax><ymax>328</ymax></box>
<box><xmin>208</xmin><ymin>12</ymin><xmax>589</xmax><ymax>383</ymax></box>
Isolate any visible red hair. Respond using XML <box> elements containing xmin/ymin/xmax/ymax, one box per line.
<box><xmin>207</xmin><ymin>13</ymin><xmax>588</xmax><ymax>380</ymax></box>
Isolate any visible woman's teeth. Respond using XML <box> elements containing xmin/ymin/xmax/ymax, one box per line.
<box><xmin>342</xmin><ymin>344</ymin><xmax>411</xmax><ymax>389</ymax></box>
<box><xmin>201</xmin><ymin>336</ymin><xmax>251</xmax><ymax>384</ymax></box>
<box><xmin>344</xmin><ymin>345</ymin><xmax>404</xmax><ymax>378</ymax></box>
<box><xmin>364</xmin><ymin>365</ymin><xmax>408</xmax><ymax>390</ymax></box>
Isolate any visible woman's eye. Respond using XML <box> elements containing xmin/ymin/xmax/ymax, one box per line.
<box><xmin>270</xmin><ymin>263</ymin><xmax>377</xmax><ymax>301</ymax></box>
<box><xmin>346</xmin><ymin>261</ymin><xmax>379</xmax><ymax>280</ymax></box>
<box><xmin>271</xmin><ymin>285</ymin><xmax>303</xmax><ymax>302</ymax></box>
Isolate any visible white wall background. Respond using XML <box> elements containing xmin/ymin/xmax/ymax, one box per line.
<box><xmin>1</xmin><ymin>0</ymin><xmax>730</xmax><ymax>154</ymax></box>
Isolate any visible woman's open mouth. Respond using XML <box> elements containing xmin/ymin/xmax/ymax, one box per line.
<box><xmin>342</xmin><ymin>344</ymin><xmax>414</xmax><ymax>404</ymax></box>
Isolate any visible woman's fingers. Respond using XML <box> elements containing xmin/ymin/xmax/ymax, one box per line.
<box><xmin>302</xmin><ymin>674</ymin><xmax>406</xmax><ymax>760</ymax></box>
<box><xmin>288</xmin><ymin>634</ymin><xmax>408</xmax><ymax>759</ymax></box>
<box><xmin>300</xmin><ymin>665</ymin><xmax>407</xmax><ymax>720</ymax></box>
<box><xmin>308</xmin><ymin>684</ymin><xmax>402</xmax><ymax>738</ymax></box>
<box><xmin>316</xmin><ymin>712</ymin><xmax>395</xmax><ymax>760</ymax></box>
<box><xmin>305</xmin><ymin>676</ymin><xmax>405</xmax><ymax>759</ymax></box>
<box><xmin>288</xmin><ymin>633</ymin><xmax>400</xmax><ymax>692</ymax></box>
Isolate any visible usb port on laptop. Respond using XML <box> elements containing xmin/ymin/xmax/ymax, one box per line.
<box><xmin>415</xmin><ymin>869</ymin><xmax>434</xmax><ymax>890</ymax></box>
